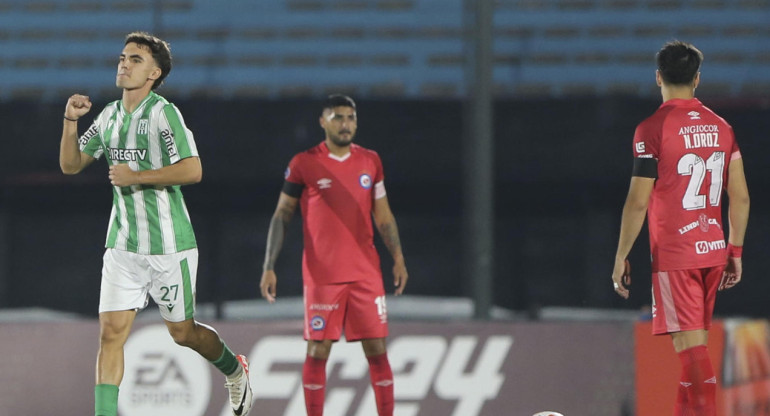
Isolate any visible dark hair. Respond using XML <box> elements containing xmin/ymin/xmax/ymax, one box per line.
<box><xmin>124</xmin><ymin>31</ymin><xmax>172</xmax><ymax>90</ymax></box>
<box><xmin>322</xmin><ymin>94</ymin><xmax>356</xmax><ymax>112</ymax></box>
<box><xmin>656</xmin><ymin>40</ymin><xmax>703</xmax><ymax>86</ymax></box>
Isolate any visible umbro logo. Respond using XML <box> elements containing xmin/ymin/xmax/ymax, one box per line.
<box><xmin>304</xmin><ymin>384</ymin><xmax>324</xmax><ymax>390</ymax></box>
<box><xmin>705</xmin><ymin>376</ymin><xmax>717</xmax><ymax>384</ymax></box>
<box><xmin>317</xmin><ymin>178</ymin><xmax>332</xmax><ymax>189</ymax></box>
<box><xmin>375</xmin><ymin>379</ymin><xmax>394</xmax><ymax>387</ymax></box>
<box><xmin>688</xmin><ymin>111</ymin><xmax>701</xmax><ymax>120</ymax></box>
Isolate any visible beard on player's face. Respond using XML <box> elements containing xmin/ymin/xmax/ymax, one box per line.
<box><xmin>328</xmin><ymin>130</ymin><xmax>354</xmax><ymax>147</ymax></box>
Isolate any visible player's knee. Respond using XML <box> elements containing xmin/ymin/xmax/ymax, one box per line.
<box><xmin>362</xmin><ymin>338</ymin><xmax>387</xmax><ymax>357</ymax></box>
<box><xmin>167</xmin><ymin>325</ymin><xmax>196</xmax><ymax>348</ymax></box>
<box><xmin>307</xmin><ymin>340</ymin><xmax>332</xmax><ymax>359</ymax></box>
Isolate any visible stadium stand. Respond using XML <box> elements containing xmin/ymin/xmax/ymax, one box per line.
<box><xmin>0</xmin><ymin>0</ymin><xmax>768</xmax><ymax>100</ymax></box>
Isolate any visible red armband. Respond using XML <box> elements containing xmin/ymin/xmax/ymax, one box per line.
<box><xmin>727</xmin><ymin>244</ymin><xmax>742</xmax><ymax>258</ymax></box>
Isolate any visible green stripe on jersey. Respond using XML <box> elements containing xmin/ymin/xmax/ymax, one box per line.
<box><xmin>78</xmin><ymin>92</ymin><xmax>199</xmax><ymax>255</ymax></box>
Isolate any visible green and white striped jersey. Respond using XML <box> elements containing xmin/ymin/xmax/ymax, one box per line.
<box><xmin>79</xmin><ymin>92</ymin><xmax>198</xmax><ymax>255</ymax></box>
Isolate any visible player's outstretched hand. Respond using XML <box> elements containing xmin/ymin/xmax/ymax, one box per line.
<box><xmin>393</xmin><ymin>259</ymin><xmax>408</xmax><ymax>296</ymax></box>
<box><xmin>65</xmin><ymin>94</ymin><xmax>92</xmax><ymax>120</ymax></box>
<box><xmin>611</xmin><ymin>258</ymin><xmax>631</xmax><ymax>299</ymax></box>
<box><xmin>719</xmin><ymin>257</ymin><xmax>742</xmax><ymax>291</ymax></box>
<box><xmin>260</xmin><ymin>270</ymin><xmax>277</xmax><ymax>303</ymax></box>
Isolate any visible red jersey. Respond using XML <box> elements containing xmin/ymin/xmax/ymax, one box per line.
<box><xmin>284</xmin><ymin>142</ymin><xmax>385</xmax><ymax>285</ymax></box>
<box><xmin>633</xmin><ymin>98</ymin><xmax>741</xmax><ymax>272</ymax></box>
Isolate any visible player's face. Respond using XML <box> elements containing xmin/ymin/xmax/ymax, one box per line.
<box><xmin>116</xmin><ymin>42</ymin><xmax>160</xmax><ymax>91</ymax></box>
<box><xmin>321</xmin><ymin>106</ymin><xmax>357</xmax><ymax>147</ymax></box>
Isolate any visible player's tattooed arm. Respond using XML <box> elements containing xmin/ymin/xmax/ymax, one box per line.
<box><xmin>376</xmin><ymin>219</ymin><xmax>403</xmax><ymax>261</ymax></box>
<box><xmin>373</xmin><ymin>196</ymin><xmax>408</xmax><ymax>294</ymax></box>
<box><xmin>263</xmin><ymin>192</ymin><xmax>298</xmax><ymax>271</ymax></box>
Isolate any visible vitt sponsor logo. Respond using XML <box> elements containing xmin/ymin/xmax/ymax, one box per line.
<box><xmin>695</xmin><ymin>239</ymin><xmax>725</xmax><ymax>254</ymax></box>
<box><xmin>635</xmin><ymin>142</ymin><xmax>645</xmax><ymax>153</ymax></box>
<box><xmin>119</xmin><ymin>325</ymin><xmax>211</xmax><ymax>416</ymax></box>
<box><xmin>239</xmin><ymin>334</ymin><xmax>513</xmax><ymax>416</ymax></box>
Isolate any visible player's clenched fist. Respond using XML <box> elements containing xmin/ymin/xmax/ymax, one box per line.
<box><xmin>64</xmin><ymin>94</ymin><xmax>92</xmax><ymax>121</ymax></box>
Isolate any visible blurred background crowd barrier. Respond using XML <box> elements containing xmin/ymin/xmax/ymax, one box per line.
<box><xmin>0</xmin><ymin>0</ymin><xmax>767</xmax><ymax>319</ymax></box>
<box><xmin>1</xmin><ymin>1</ymin><xmax>769</xmax><ymax>415</ymax></box>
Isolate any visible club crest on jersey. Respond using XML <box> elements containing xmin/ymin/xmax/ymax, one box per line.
<box><xmin>698</xmin><ymin>214</ymin><xmax>710</xmax><ymax>232</ymax></box>
<box><xmin>310</xmin><ymin>315</ymin><xmax>326</xmax><ymax>331</ymax></box>
<box><xmin>359</xmin><ymin>174</ymin><xmax>373</xmax><ymax>189</ymax></box>
<box><xmin>137</xmin><ymin>119</ymin><xmax>148</xmax><ymax>135</ymax></box>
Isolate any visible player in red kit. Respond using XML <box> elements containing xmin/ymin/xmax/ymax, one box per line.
<box><xmin>611</xmin><ymin>41</ymin><xmax>750</xmax><ymax>416</ymax></box>
<box><xmin>260</xmin><ymin>94</ymin><xmax>408</xmax><ymax>416</ymax></box>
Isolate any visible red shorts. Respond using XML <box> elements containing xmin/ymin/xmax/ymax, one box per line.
<box><xmin>303</xmin><ymin>278</ymin><xmax>388</xmax><ymax>342</ymax></box>
<box><xmin>651</xmin><ymin>266</ymin><xmax>723</xmax><ymax>335</ymax></box>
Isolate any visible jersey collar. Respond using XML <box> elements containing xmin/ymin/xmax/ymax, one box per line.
<box><xmin>660</xmin><ymin>97</ymin><xmax>702</xmax><ymax>109</ymax></box>
<box><xmin>321</xmin><ymin>141</ymin><xmax>352</xmax><ymax>162</ymax></box>
<box><xmin>118</xmin><ymin>91</ymin><xmax>156</xmax><ymax>117</ymax></box>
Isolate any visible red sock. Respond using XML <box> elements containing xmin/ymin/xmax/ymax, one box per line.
<box><xmin>302</xmin><ymin>355</ymin><xmax>327</xmax><ymax>416</ymax></box>
<box><xmin>674</xmin><ymin>366</ymin><xmax>689</xmax><ymax>416</ymax></box>
<box><xmin>367</xmin><ymin>353</ymin><xmax>394</xmax><ymax>416</ymax></box>
<box><xmin>676</xmin><ymin>345</ymin><xmax>716</xmax><ymax>416</ymax></box>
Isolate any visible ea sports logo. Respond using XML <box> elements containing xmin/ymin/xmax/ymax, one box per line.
<box><xmin>118</xmin><ymin>325</ymin><xmax>211</xmax><ymax>416</ymax></box>
<box><xmin>695</xmin><ymin>241</ymin><xmax>709</xmax><ymax>254</ymax></box>
<box><xmin>310</xmin><ymin>315</ymin><xmax>326</xmax><ymax>330</ymax></box>
<box><xmin>359</xmin><ymin>174</ymin><xmax>372</xmax><ymax>189</ymax></box>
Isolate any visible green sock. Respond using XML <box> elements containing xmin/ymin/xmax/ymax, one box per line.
<box><xmin>211</xmin><ymin>341</ymin><xmax>240</xmax><ymax>376</ymax></box>
<box><xmin>94</xmin><ymin>384</ymin><xmax>119</xmax><ymax>416</ymax></box>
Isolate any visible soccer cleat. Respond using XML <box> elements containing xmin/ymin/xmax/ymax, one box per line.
<box><xmin>225</xmin><ymin>354</ymin><xmax>253</xmax><ymax>416</ymax></box>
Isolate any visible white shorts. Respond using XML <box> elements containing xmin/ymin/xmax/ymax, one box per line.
<box><xmin>99</xmin><ymin>248</ymin><xmax>198</xmax><ymax>322</ymax></box>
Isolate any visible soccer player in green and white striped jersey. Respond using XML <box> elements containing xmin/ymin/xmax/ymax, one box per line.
<box><xmin>59</xmin><ymin>32</ymin><xmax>253</xmax><ymax>416</ymax></box>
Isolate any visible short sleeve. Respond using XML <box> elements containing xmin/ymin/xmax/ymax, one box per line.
<box><xmin>631</xmin><ymin>120</ymin><xmax>660</xmax><ymax>178</ymax></box>
<box><xmin>728</xmin><ymin>125</ymin><xmax>742</xmax><ymax>161</ymax></box>
<box><xmin>159</xmin><ymin>104</ymin><xmax>198</xmax><ymax>163</ymax></box>
<box><xmin>372</xmin><ymin>151</ymin><xmax>385</xmax><ymax>183</ymax></box>
<box><xmin>79</xmin><ymin>121</ymin><xmax>104</xmax><ymax>159</ymax></box>
<box><xmin>282</xmin><ymin>154</ymin><xmax>305</xmax><ymax>197</ymax></box>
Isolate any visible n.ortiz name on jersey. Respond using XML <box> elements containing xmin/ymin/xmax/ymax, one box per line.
<box><xmin>679</xmin><ymin>125</ymin><xmax>720</xmax><ymax>149</ymax></box>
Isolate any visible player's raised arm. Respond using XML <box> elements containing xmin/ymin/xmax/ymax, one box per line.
<box><xmin>260</xmin><ymin>191</ymin><xmax>299</xmax><ymax>303</ymax></box>
<box><xmin>373</xmin><ymin>195</ymin><xmax>408</xmax><ymax>295</ymax></box>
<box><xmin>60</xmin><ymin>94</ymin><xmax>95</xmax><ymax>174</ymax></box>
